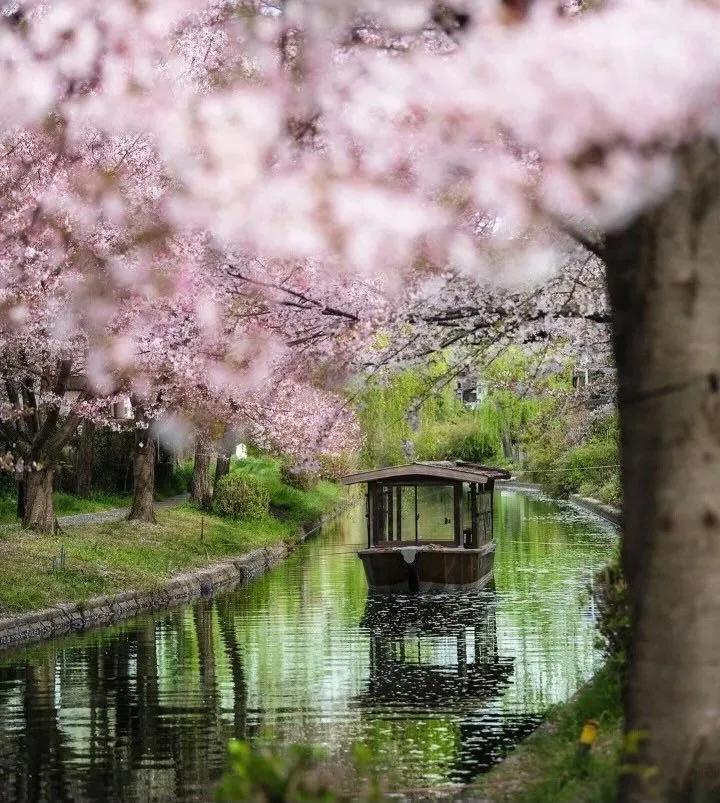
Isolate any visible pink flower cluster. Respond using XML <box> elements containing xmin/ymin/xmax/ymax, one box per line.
<box><xmin>0</xmin><ymin>0</ymin><xmax>716</xmax><ymax>459</ymax></box>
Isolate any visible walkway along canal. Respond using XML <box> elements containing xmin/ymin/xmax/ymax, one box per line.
<box><xmin>0</xmin><ymin>490</ymin><xmax>617</xmax><ymax>801</ymax></box>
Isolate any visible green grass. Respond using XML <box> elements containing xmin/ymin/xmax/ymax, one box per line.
<box><xmin>0</xmin><ymin>504</ymin><xmax>308</xmax><ymax>615</ymax></box>
<box><xmin>228</xmin><ymin>456</ymin><xmax>343</xmax><ymax>527</ymax></box>
<box><xmin>0</xmin><ymin>460</ymin><xmax>344</xmax><ymax>615</ymax></box>
<box><xmin>0</xmin><ymin>459</ymin><xmax>343</xmax><ymax>615</ymax></box>
<box><xmin>0</xmin><ymin>489</ymin><xmax>134</xmax><ymax>524</ymax></box>
<box><xmin>54</xmin><ymin>490</ymin><xmax>133</xmax><ymax>515</ymax></box>
<box><xmin>463</xmin><ymin>667</ymin><xmax>622</xmax><ymax>802</ymax></box>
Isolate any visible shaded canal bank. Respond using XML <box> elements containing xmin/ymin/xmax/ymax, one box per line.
<box><xmin>0</xmin><ymin>490</ymin><xmax>617</xmax><ymax>801</ymax></box>
<box><xmin>455</xmin><ymin>665</ymin><xmax>622</xmax><ymax>803</ymax></box>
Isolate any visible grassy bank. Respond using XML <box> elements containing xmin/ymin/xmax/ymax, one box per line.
<box><xmin>0</xmin><ymin>489</ymin><xmax>134</xmax><ymax>524</ymax></box>
<box><xmin>0</xmin><ymin>459</ymin><xmax>343</xmax><ymax>616</ymax></box>
<box><xmin>229</xmin><ymin>455</ymin><xmax>343</xmax><ymax>529</ymax></box>
<box><xmin>461</xmin><ymin>667</ymin><xmax>622</xmax><ymax>803</ymax></box>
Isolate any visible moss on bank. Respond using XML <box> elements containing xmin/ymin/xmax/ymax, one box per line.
<box><xmin>461</xmin><ymin>667</ymin><xmax>622</xmax><ymax>803</ymax></box>
<box><xmin>0</xmin><ymin>471</ymin><xmax>343</xmax><ymax>615</ymax></box>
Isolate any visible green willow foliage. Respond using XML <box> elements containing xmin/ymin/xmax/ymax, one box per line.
<box><xmin>356</xmin><ymin>348</ymin><xmax>620</xmax><ymax>504</ymax></box>
<box><xmin>356</xmin><ymin>359</ymin><xmax>458</xmax><ymax>467</ymax></box>
<box><xmin>357</xmin><ymin>350</ymin><xmax>555</xmax><ymax>469</ymax></box>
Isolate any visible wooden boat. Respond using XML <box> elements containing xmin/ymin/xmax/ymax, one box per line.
<box><xmin>341</xmin><ymin>461</ymin><xmax>510</xmax><ymax>593</ymax></box>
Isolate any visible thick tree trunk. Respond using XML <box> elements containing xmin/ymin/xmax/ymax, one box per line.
<box><xmin>605</xmin><ymin>141</ymin><xmax>720</xmax><ymax>802</ymax></box>
<box><xmin>190</xmin><ymin>434</ymin><xmax>213</xmax><ymax>508</ymax></box>
<box><xmin>127</xmin><ymin>428</ymin><xmax>156</xmax><ymax>523</ymax></box>
<box><xmin>22</xmin><ymin>467</ymin><xmax>55</xmax><ymax>532</ymax></box>
<box><xmin>16</xmin><ymin>477</ymin><xmax>25</xmax><ymax>519</ymax></box>
<box><xmin>75</xmin><ymin>420</ymin><xmax>96</xmax><ymax>498</ymax></box>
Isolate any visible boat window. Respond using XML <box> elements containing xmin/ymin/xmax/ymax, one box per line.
<box><xmin>463</xmin><ymin>484</ymin><xmax>473</xmax><ymax>539</ymax></box>
<box><xmin>372</xmin><ymin>482</ymin><xmax>465</xmax><ymax>544</ymax></box>
<box><xmin>396</xmin><ymin>485</ymin><xmax>416</xmax><ymax>542</ymax></box>
<box><xmin>416</xmin><ymin>484</ymin><xmax>455</xmax><ymax>542</ymax></box>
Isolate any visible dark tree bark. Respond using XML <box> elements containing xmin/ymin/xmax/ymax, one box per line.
<box><xmin>213</xmin><ymin>431</ymin><xmax>234</xmax><ymax>497</ymax></box>
<box><xmin>604</xmin><ymin>141</ymin><xmax>720</xmax><ymax>802</ymax></box>
<box><xmin>75</xmin><ymin>420</ymin><xmax>96</xmax><ymax>498</ymax></box>
<box><xmin>0</xmin><ymin>359</ymin><xmax>85</xmax><ymax>533</ymax></box>
<box><xmin>16</xmin><ymin>477</ymin><xmax>25</xmax><ymax>519</ymax></box>
<box><xmin>127</xmin><ymin>408</ymin><xmax>156</xmax><ymax>523</ymax></box>
<box><xmin>190</xmin><ymin>433</ymin><xmax>213</xmax><ymax>509</ymax></box>
<box><xmin>22</xmin><ymin>467</ymin><xmax>55</xmax><ymax>531</ymax></box>
<box><xmin>213</xmin><ymin>453</ymin><xmax>230</xmax><ymax>496</ymax></box>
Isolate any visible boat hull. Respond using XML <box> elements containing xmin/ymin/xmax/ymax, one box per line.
<box><xmin>358</xmin><ymin>543</ymin><xmax>495</xmax><ymax>593</ymax></box>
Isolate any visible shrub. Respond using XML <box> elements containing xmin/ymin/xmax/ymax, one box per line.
<box><xmin>594</xmin><ymin>475</ymin><xmax>622</xmax><ymax>506</ymax></box>
<box><xmin>593</xmin><ymin>557</ymin><xmax>630</xmax><ymax>679</ymax></box>
<box><xmin>280</xmin><ymin>462</ymin><xmax>317</xmax><ymax>491</ymax></box>
<box><xmin>217</xmin><ymin>739</ymin><xmax>386</xmax><ymax>802</ymax></box>
<box><xmin>525</xmin><ymin>412</ymin><xmax>620</xmax><ymax>500</ymax></box>
<box><xmin>217</xmin><ymin>740</ymin><xmax>336</xmax><ymax>802</ymax></box>
<box><xmin>317</xmin><ymin>453</ymin><xmax>354</xmax><ymax>482</ymax></box>
<box><xmin>213</xmin><ymin>473</ymin><xmax>270</xmax><ymax>519</ymax></box>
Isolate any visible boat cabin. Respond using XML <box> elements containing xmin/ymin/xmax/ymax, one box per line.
<box><xmin>342</xmin><ymin>461</ymin><xmax>510</xmax><ymax>592</ymax></box>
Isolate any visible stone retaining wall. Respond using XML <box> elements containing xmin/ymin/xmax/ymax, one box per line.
<box><xmin>497</xmin><ymin>479</ymin><xmax>622</xmax><ymax>527</ymax></box>
<box><xmin>0</xmin><ymin>514</ymin><xmax>337</xmax><ymax>653</ymax></box>
<box><xmin>568</xmin><ymin>494</ymin><xmax>622</xmax><ymax>526</ymax></box>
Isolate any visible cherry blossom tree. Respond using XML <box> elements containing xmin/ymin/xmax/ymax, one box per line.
<box><xmin>2</xmin><ymin>0</ymin><xmax>720</xmax><ymax>796</ymax></box>
<box><xmin>118</xmin><ymin>254</ymin><xmax>362</xmax><ymax>522</ymax></box>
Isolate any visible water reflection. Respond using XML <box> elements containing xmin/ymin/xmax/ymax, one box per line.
<box><xmin>0</xmin><ymin>491</ymin><xmax>616</xmax><ymax>801</ymax></box>
<box><xmin>355</xmin><ymin>593</ymin><xmax>542</xmax><ymax>782</ymax></box>
<box><xmin>358</xmin><ymin>593</ymin><xmax>512</xmax><ymax>711</ymax></box>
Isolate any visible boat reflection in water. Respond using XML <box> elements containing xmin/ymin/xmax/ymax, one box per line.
<box><xmin>0</xmin><ymin>492</ymin><xmax>614</xmax><ymax>800</ymax></box>
<box><xmin>354</xmin><ymin>590</ymin><xmax>542</xmax><ymax>781</ymax></box>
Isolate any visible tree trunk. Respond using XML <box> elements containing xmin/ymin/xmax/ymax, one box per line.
<box><xmin>604</xmin><ymin>141</ymin><xmax>720</xmax><ymax>801</ymax></box>
<box><xmin>127</xmin><ymin>427</ymin><xmax>156</xmax><ymax>523</ymax></box>
<box><xmin>213</xmin><ymin>431</ymin><xmax>235</xmax><ymax>497</ymax></box>
<box><xmin>213</xmin><ymin>452</ymin><xmax>230</xmax><ymax>497</ymax></box>
<box><xmin>22</xmin><ymin>467</ymin><xmax>55</xmax><ymax>532</ymax></box>
<box><xmin>75</xmin><ymin>420</ymin><xmax>96</xmax><ymax>498</ymax></box>
<box><xmin>16</xmin><ymin>477</ymin><xmax>25</xmax><ymax>519</ymax></box>
<box><xmin>190</xmin><ymin>434</ymin><xmax>213</xmax><ymax>509</ymax></box>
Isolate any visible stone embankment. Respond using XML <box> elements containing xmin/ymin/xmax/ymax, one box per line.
<box><xmin>0</xmin><ymin>514</ymin><xmax>331</xmax><ymax>652</ymax></box>
<box><xmin>496</xmin><ymin>479</ymin><xmax>622</xmax><ymax>527</ymax></box>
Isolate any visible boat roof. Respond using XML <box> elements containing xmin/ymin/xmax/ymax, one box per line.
<box><xmin>341</xmin><ymin>461</ymin><xmax>510</xmax><ymax>486</ymax></box>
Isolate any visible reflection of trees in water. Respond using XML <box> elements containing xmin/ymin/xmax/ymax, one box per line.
<box><xmin>0</xmin><ymin>602</ymin><xmax>253</xmax><ymax>802</ymax></box>
<box><xmin>0</xmin><ymin>653</ymin><xmax>73</xmax><ymax>802</ymax></box>
<box><xmin>354</xmin><ymin>592</ymin><xmax>540</xmax><ymax>783</ymax></box>
<box><xmin>215</xmin><ymin>598</ymin><xmax>249</xmax><ymax>741</ymax></box>
<box><xmin>0</xmin><ymin>497</ymin><xmax>615</xmax><ymax>799</ymax></box>
<box><xmin>493</xmin><ymin>491</ymin><xmax>614</xmax><ymax>711</ymax></box>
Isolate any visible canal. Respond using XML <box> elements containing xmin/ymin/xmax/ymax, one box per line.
<box><xmin>0</xmin><ymin>490</ymin><xmax>617</xmax><ymax>801</ymax></box>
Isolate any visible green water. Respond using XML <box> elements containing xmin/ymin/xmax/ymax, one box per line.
<box><xmin>0</xmin><ymin>490</ymin><xmax>616</xmax><ymax>801</ymax></box>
